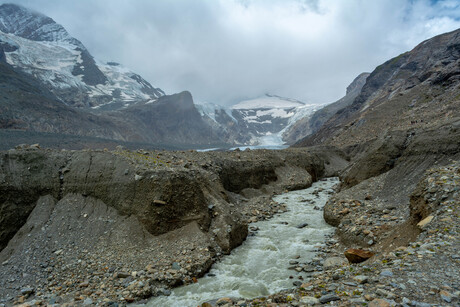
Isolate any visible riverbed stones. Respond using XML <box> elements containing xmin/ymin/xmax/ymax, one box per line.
<box><xmin>216</xmin><ymin>297</ymin><xmax>233</xmax><ymax>305</ymax></box>
<box><xmin>20</xmin><ymin>287</ymin><xmax>34</xmax><ymax>295</ymax></box>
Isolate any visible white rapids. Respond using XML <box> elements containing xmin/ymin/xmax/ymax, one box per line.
<box><xmin>144</xmin><ymin>177</ymin><xmax>339</xmax><ymax>307</ymax></box>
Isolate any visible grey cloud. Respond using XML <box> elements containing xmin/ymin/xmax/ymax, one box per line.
<box><xmin>5</xmin><ymin>0</ymin><xmax>460</xmax><ymax>105</ymax></box>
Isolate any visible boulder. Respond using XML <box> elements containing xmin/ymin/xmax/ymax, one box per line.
<box><xmin>344</xmin><ymin>248</ymin><xmax>374</xmax><ymax>263</ymax></box>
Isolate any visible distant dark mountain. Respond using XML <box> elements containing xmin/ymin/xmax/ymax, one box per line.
<box><xmin>0</xmin><ymin>3</ymin><xmax>227</xmax><ymax>149</ymax></box>
<box><xmin>108</xmin><ymin>91</ymin><xmax>225</xmax><ymax>146</ymax></box>
<box><xmin>283</xmin><ymin>73</ymin><xmax>369</xmax><ymax>144</ymax></box>
<box><xmin>0</xmin><ymin>61</ymin><xmax>123</xmax><ymax>138</ymax></box>
<box><xmin>0</xmin><ymin>3</ymin><xmax>164</xmax><ymax>109</ymax></box>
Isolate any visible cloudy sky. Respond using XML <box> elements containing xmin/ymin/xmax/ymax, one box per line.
<box><xmin>7</xmin><ymin>0</ymin><xmax>460</xmax><ymax>105</ymax></box>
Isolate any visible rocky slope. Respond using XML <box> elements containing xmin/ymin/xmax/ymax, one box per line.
<box><xmin>0</xmin><ymin>146</ymin><xmax>345</xmax><ymax>305</ymax></box>
<box><xmin>297</xmin><ymin>28</ymin><xmax>460</xmax><ymax>150</ymax></box>
<box><xmin>283</xmin><ymin>73</ymin><xmax>369</xmax><ymax>144</ymax></box>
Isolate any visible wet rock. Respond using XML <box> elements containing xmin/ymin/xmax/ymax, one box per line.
<box><xmin>216</xmin><ymin>297</ymin><xmax>233</xmax><ymax>305</ymax></box>
<box><xmin>344</xmin><ymin>248</ymin><xmax>374</xmax><ymax>263</ymax></box>
<box><xmin>296</xmin><ymin>222</ymin><xmax>309</xmax><ymax>229</ymax></box>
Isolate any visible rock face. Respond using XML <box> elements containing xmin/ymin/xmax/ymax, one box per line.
<box><xmin>296</xmin><ymin>28</ymin><xmax>460</xmax><ymax>150</ymax></box>
<box><xmin>0</xmin><ymin>59</ymin><xmax>225</xmax><ymax>148</ymax></box>
<box><xmin>283</xmin><ymin>73</ymin><xmax>369</xmax><ymax>144</ymax></box>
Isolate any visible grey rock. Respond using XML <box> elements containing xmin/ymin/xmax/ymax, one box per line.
<box><xmin>300</xmin><ymin>296</ymin><xmax>319</xmax><ymax>305</ymax></box>
<box><xmin>172</xmin><ymin>262</ymin><xmax>181</xmax><ymax>270</ymax></box>
<box><xmin>323</xmin><ymin>257</ymin><xmax>347</xmax><ymax>269</ymax></box>
<box><xmin>319</xmin><ymin>294</ymin><xmax>340</xmax><ymax>304</ymax></box>
<box><xmin>293</xmin><ymin>281</ymin><xmax>302</xmax><ymax>287</ymax></box>
<box><xmin>380</xmin><ymin>270</ymin><xmax>393</xmax><ymax>277</ymax></box>
<box><xmin>296</xmin><ymin>223</ymin><xmax>309</xmax><ymax>228</ymax></box>
<box><xmin>342</xmin><ymin>281</ymin><xmax>358</xmax><ymax>287</ymax></box>
<box><xmin>353</xmin><ymin>275</ymin><xmax>369</xmax><ymax>284</ymax></box>
<box><xmin>376</xmin><ymin>288</ymin><xmax>395</xmax><ymax>299</ymax></box>
<box><xmin>20</xmin><ymin>287</ymin><xmax>34</xmax><ymax>295</ymax></box>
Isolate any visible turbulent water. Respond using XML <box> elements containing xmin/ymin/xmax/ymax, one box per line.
<box><xmin>145</xmin><ymin>177</ymin><xmax>339</xmax><ymax>307</ymax></box>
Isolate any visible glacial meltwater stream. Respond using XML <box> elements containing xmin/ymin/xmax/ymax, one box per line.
<box><xmin>145</xmin><ymin>177</ymin><xmax>339</xmax><ymax>307</ymax></box>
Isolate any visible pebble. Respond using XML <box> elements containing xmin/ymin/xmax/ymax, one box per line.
<box><xmin>380</xmin><ymin>270</ymin><xmax>393</xmax><ymax>277</ymax></box>
<box><xmin>353</xmin><ymin>275</ymin><xmax>369</xmax><ymax>284</ymax></box>
<box><xmin>20</xmin><ymin>287</ymin><xmax>34</xmax><ymax>295</ymax></box>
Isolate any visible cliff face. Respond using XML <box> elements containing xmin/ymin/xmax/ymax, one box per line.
<box><xmin>296</xmin><ymin>28</ymin><xmax>460</xmax><ymax>150</ymax></box>
<box><xmin>283</xmin><ymin>73</ymin><xmax>369</xmax><ymax>144</ymax></box>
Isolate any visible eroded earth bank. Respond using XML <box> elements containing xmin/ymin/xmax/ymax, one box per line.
<box><xmin>0</xmin><ymin>146</ymin><xmax>346</xmax><ymax>306</ymax></box>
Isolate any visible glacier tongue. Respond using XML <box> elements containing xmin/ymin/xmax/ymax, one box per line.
<box><xmin>197</xmin><ymin>95</ymin><xmax>322</xmax><ymax>147</ymax></box>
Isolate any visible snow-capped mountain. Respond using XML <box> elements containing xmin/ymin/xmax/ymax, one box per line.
<box><xmin>197</xmin><ymin>94</ymin><xmax>322</xmax><ymax>146</ymax></box>
<box><xmin>0</xmin><ymin>3</ymin><xmax>164</xmax><ymax>109</ymax></box>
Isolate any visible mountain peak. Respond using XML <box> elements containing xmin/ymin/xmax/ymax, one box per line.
<box><xmin>0</xmin><ymin>3</ymin><xmax>83</xmax><ymax>47</ymax></box>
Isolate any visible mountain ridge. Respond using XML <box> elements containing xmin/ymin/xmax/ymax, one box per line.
<box><xmin>0</xmin><ymin>3</ymin><xmax>164</xmax><ymax>109</ymax></box>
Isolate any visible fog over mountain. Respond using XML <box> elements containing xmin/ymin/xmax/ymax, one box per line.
<box><xmin>5</xmin><ymin>0</ymin><xmax>460</xmax><ymax>105</ymax></box>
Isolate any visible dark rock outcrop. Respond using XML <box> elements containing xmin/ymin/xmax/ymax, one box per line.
<box><xmin>284</xmin><ymin>73</ymin><xmax>369</xmax><ymax>144</ymax></box>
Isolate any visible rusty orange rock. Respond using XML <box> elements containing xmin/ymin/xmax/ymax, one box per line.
<box><xmin>344</xmin><ymin>248</ymin><xmax>375</xmax><ymax>263</ymax></box>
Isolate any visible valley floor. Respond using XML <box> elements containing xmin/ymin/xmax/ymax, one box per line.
<box><xmin>0</xmin><ymin>146</ymin><xmax>458</xmax><ymax>307</ymax></box>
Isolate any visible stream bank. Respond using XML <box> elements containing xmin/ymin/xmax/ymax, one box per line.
<box><xmin>0</xmin><ymin>147</ymin><xmax>348</xmax><ymax>306</ymax></box>
<box><xmin>144</xmin><ymin>178</ymin><xmax>339</xmax><ymax>307</ymax></box>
